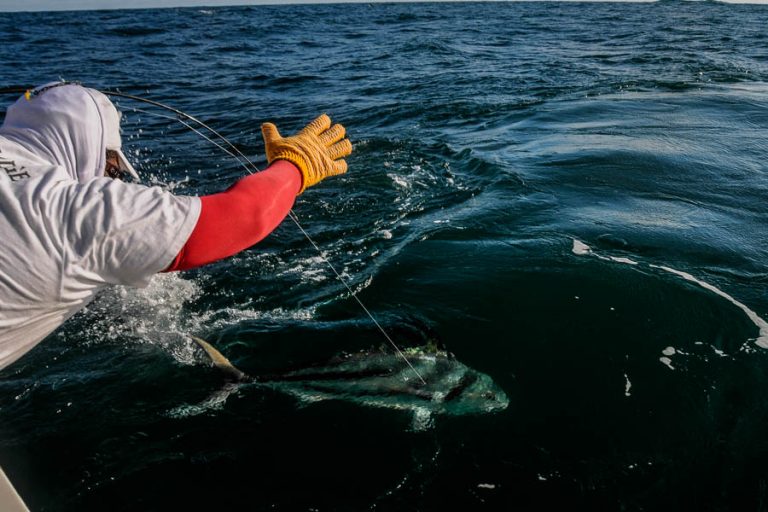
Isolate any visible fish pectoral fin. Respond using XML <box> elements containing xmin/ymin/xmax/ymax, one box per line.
<box><xmin>189</xmin><ymin>335</ymin><xmax>250</xmax><ymax>382</ymax></box>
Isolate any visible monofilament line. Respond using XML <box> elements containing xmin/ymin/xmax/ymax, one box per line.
<box><xmin>287</xmin><ymin>211</ymin><xmax>427</xmax><ymax>385</ymax></box>
<box><xmin>104</xmin><ymin>90</ymin><xmax>427</xmax><ymax>385</ymax></box>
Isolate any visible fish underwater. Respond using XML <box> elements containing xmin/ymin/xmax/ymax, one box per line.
<box><xmin>176</xmin><ymin>336</ymin><xmax>510</xmax><ymax>430</ymax></box>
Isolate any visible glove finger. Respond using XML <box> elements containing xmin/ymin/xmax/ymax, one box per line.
<box><xmin>318</xmin><ymin>123</ymin><xmax>346</xmax><ymax>146</ymax></box>
<box><xmin>328</xmin><ymin>139</ymin><xmax>353</xmax><ymax>160</ymax></box>
<box><xmin>261</xmin><ymin>122</ymin><xmax>281</xmax><ymax>143</ymax></box>
<box><xmin>331</xmin><ymin>159</ymin><xmax>348</xmax><ymax>176</ymax></box>
<box><xmin>301</xmin><ymin>114</ymin><xmax>331</xmax><ymax>137</ymax></box>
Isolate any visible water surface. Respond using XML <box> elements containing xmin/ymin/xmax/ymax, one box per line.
<box><xmin>2</xmin><ymin>2</ymin><xmax>768</xmax><ymax>510</ymax></box>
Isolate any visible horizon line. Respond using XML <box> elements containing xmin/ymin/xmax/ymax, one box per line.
<box><xmin>2</xmin><ymin>0</ymin><xmax>766</xmax><ymax>15</ymax></box>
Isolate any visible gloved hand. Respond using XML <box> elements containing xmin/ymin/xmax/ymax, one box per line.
<box><xmin>261</xmin><ymin>114</ymin><xmax>352</xmax><ymax>195</ymax></box>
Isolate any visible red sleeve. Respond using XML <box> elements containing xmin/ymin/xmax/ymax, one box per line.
<box><xmin>165</xmin><ymin>160</ymin><xmax>302</xmax><ymax>271</ymax></box>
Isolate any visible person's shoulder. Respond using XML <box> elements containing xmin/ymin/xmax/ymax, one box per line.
<box><xmin>78</xmin><ymin>178</ymin><xmax>200</xmax><ymax>212</ymax></box>
<box><xmin>73</xmin><ymin>177</ymin><xmax>199</xmax><ymax>224</ymax></box>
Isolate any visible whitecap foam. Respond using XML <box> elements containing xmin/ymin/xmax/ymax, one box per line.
<box><xmin>572</xmin><ymin>239</ymin><xmax>768</xmax><ymax>348</ymax></box>
<box><xmin>650</xmin><ymin>264</ymin><xmax>768</xmax><ymax>348</ymax></box>
<box><xmin>192</xmin><ymin>305</ymin><xmax>317</xmax><ymax>330</ymax></box>
<box><xmin>572</xmin><ymin>239</ymin><xmax>592</xmax><ymax>255</ymax></box>
<box><xmin>659</xmin><ymin>357</ymin><xmax>675</xmax><ymax>370</ymax></box>
<box><xmin>572</xmin><ymin>239</ymin><xmax>637</xmax><ymax>264</ymax></box>
<box><xmin>624</xmin><ymin>373</ymin><xmax>632</xmax><ymax>397</ymax></box>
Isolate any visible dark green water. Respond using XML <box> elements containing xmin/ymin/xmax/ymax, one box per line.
<box><xmin>2</xmin><ymin>1</ymin><xmax>768</xmax><ymax>510</ymax></box>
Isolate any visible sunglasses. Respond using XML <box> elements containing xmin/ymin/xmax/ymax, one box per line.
<box><xmin>104</xmin><ymin>149</ymin><xmax>125</xmax><ymax>180</ymax></box>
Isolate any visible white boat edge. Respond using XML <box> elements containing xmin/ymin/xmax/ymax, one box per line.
<box><xmin>0</xmin><ymin>466</ymin><xmax>29</xmax><ymax>512</ymax></box>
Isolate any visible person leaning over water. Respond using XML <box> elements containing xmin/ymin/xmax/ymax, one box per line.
<box><xmin>0</xmin><ymin>82</ymin><xmax>352</xmax><ymax>371</ymax></box>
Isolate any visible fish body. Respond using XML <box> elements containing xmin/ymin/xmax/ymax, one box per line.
<box><xmin>260</xmin><ymin>349</ymin><xmax>509</xmax><ymax>417</ymax></box>
<box><xmin>185</xmin><ymin>336</ymin><xmax>509</xmax><ymax>428</ymax></box>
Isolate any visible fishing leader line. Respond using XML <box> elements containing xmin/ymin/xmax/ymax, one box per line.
<box><xmin>0</xmin><ymin>86</ymin><xmax>426</xmax><ymax>384</ymax></box>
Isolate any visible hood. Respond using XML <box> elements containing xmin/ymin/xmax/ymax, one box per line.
<box><xmin>0</xmin><ymin>82</ymin><xmax>126</xmax><ymax>183</ymax></box>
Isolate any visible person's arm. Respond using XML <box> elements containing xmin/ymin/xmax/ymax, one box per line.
<box><xmin>166</xmin><ymin>113</ymin><xmax>353</xmax><ymax>272</ymax></box>
<box><xmin>165</xmin><ymin>160</ymin><xmax>300</xmax><ymax>271</ymax></box>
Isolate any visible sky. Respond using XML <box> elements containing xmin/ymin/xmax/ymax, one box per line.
<box><xmin>0</xmin><ymin>0</ymin><xmax>766</xmax><ymax>12</ymax></box>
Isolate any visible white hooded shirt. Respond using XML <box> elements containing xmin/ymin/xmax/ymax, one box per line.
<box><xmin>0</xmin><ymin>83</ymin><xmax>201</xmax><ymax>371</ymax></box>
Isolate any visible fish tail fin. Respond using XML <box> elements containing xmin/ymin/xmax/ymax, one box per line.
<box><xmin>189</xmin><ymin>335</ymin><xmax>250</xmax><ymax>382</ymax></box>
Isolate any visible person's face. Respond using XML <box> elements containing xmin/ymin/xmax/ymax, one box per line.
<box><xmin>104</xmin><ymin>149</ymin><xmax>123</xmax><ymax>179</ymax></box>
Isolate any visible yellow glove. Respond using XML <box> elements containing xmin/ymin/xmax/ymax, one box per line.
<box><xmin>261</xmin><ymin>114</ymin><xmax>352</xmax><ymax>195</ymax></box>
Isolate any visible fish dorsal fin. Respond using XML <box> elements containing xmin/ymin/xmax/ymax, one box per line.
<box><xmin>189</xmin><ymin>335</ymin><xmax>249</xmax><ymax>382</ymax></box>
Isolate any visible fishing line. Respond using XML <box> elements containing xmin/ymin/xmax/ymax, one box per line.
<box><xmin>104</xmin><ymin>91</ymin><xmax>261</xmax><ymax>173</ymax></box>
<box><xmin>127</xmin><ymin>106</ymin><xmax>254</xmax><ymax>174</ymax></box>
<box><xmin>0</xmin><ymin>86</ymin><xmax>425</xmax><ymax>384</ymax></box>
<box><xmin>101</xmin><ymin>91</ymin><xmax>427</xmax><ymax>385</ymax></box>
<box><xmin>132</xmin><ymin>107</ymin><xmax>250</xmax><ymax>171</ymax></box>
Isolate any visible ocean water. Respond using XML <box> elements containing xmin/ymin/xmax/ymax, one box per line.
<box><xmin>2</xmin><ymin>1</ymin><xmax>768</xmax><ymax>510</ymax></box>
